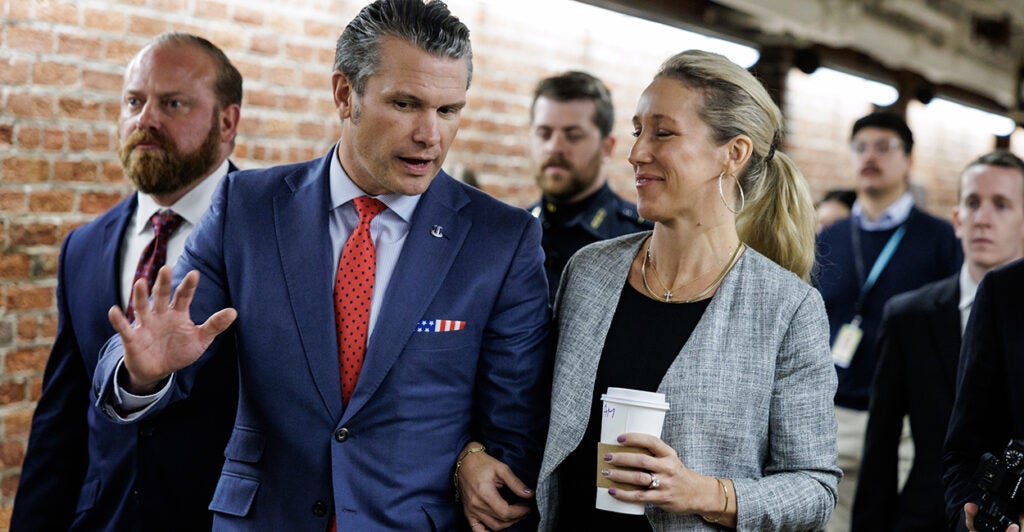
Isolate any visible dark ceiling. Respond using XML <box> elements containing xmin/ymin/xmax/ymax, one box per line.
<box><xmin>579</xmin><ymin>0</ymin><xmax>1024</xmax><ymax>123</ymax></box>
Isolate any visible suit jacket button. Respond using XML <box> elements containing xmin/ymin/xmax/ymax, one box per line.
<box><xmin>334</xmin><ymin>428</ymin><xmax>349</xmax><ymax>442</ymax></box>
<box><xmin>311</xmin><ymin>500</ymin><xmax>328</xmax><ymax>517</ymax></box>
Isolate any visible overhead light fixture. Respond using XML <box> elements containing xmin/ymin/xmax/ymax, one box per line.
<box><xmin>927</xmin><ymin>98</ymin><xmax>1017</xmax><ymax>137</ymax></box>
<box><xmin>461</xmin><ymin>0</ymin><xmax>759</xmax><ymax>68</ymax></box>
<box><xmin>807</xmin><ymin>68</ymin><xmax>899</xmax><ymax>107</ymax></box>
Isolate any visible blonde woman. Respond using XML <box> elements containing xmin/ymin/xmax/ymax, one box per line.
<box><xmin>534</xmin><ymin>50</ymin><xmax>840</xmax><ymax>530</ymax></box>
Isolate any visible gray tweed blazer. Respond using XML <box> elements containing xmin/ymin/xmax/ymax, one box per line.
<box><xmin>536</xmin><ymin>232</ymin><xmax>840</xmax><ymax>531</ymax></box>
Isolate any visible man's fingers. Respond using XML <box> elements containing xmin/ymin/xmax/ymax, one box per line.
<box><xmin>108</xmin><ymin>305</ymin><xmax>133</xmax><ymax>336</ymax></box>
<box><xmin>130</xmin><ymin>277</ymin><xmax>151</xmax><ymax>321</ymax></box>
<box><xmin>170</xmin><ymin>270</ymin><xmax>200</xmax><ymax>312</ymax></box>
<box><xmin>494</xmin><ymin>466</ymin><xmax>534</xmax><ymax>499</ymax></box>
<box><xmin>198</xmin><ymin>308</ymin><xmax>237</xmax><ymax>343</ymax></box>
<box><xmin>151</xmin><ymin>265</ymin><xmax>174</xmax><ymax>311</ymax></box>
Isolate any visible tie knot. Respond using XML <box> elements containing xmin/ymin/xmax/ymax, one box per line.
<box><xmin>352</xmin><ymin>196</ymin><xmax>387</xmax><ymax>224</ymax></box>
<box><xmin>151</xmin><ymin>211</ymin><xmax>184</xmax><ymax>238</ymax></box>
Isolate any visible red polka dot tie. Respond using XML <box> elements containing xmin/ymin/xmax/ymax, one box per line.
<box><xmin>125</xmin><ymin>210</ymin><xmax>184</xmax><ymax>322</ymax></box>
<box><xmin>336</xmin><ymin>196</ymin><xmax>386</xmax><ymax>406</ymax></box>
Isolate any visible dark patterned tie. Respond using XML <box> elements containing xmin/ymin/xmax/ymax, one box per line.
<box><xmin>335</xmin><ymin>196</ymin><xmax>386</xmax><ymax>406</ymax></box>
<box><xmin>125</xmin><ymin>211</ymin><xmax>184</xmax><ymax>322</ymax></box>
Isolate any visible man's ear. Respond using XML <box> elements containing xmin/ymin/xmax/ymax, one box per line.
<box><xmin>601</xmin><ymin>134</ymin><xmax>616</xmax><ymax>161</ymax></box>
<box><xmin>218</xmin><ymin>104</ymin><xmax>241</xmax><ymax>144</ymax></box>
<box><xmin>332</xmin><ymin>71</ymin><xmax>354</xmax><ymax>119</ymax></box>
<box><xmin>953</xmin><ymin>205</ymin><xmax>964</xmax><ymax>239</ymax></box>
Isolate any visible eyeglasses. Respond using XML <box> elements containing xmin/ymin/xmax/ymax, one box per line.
<box><xmin>850</xmin><ymin>138</ymin><xmax>905</xmax><ymax>155</ymax></box>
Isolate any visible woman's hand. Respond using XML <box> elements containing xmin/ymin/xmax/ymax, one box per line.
<box><xmin>602</xmin><ymin>433</ymin><xmax>735</xmax><ymax>526</ymax></box>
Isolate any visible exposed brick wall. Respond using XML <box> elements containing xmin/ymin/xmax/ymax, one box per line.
<box><xmin>0</xmin><ymin>0</ymin><xmax>1016</xmax><ymax>523</ymax></box>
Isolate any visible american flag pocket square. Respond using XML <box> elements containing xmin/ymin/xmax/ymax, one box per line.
<box><xmin>415</xmin><ymin>319</ymin><xmax>466</xmax><ymax>333</ymax></box>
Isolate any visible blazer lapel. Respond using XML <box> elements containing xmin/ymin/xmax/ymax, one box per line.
<box><xmin>927</xmin><ymin>276</ymin><xmax>962</xmax><ymax>391</ymax></box>
<box><xmin>341</xmin><ymin>174</ymin><xmax>469</xmax><ymax>422</ymax></box>
<box><xmin>540</xmin><ymin>233</ymin><xmax>644</xmax><ymax>480</ymax></box>
<box><xmin>274</xmin><ymin>155</ymin><xmax>342</xmax><ymax>421</ymax></box>
<box><xmin>103</xmin><ymin>195</ymin><xmax>138</xmax><ymax>311</ymax></box>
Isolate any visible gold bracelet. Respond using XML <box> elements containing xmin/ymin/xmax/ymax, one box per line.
<box><xmin>701</xmin><ymin>477</ymin><xmax>729</xmax><ymax>524</ymax></box>
<box><xmin>452</xmin><ymin>445</ymin><xmax>486</xmax><ymax>501</ymax></box>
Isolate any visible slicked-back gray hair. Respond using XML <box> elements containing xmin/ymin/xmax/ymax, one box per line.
<box><xmin>334</xmin><ymin>0</ymin><xmax>472</xmax><ymax>95</ymax></box>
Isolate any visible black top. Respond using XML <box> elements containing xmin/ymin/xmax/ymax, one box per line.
<box><xmin>556</xmin><ymin>281</ymin><xmax>711</xmax><ymax>530</ymax></box>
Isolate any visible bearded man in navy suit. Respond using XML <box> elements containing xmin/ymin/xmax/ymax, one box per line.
<box><xmin>92</xmin><ymin>1</ymin><xmax>552</xmax><ymax>530</ymax></box>
<box><xmin>12</xmin><ymin>33</ymin><xmax>242</xmax><ymax>531</ymax></box>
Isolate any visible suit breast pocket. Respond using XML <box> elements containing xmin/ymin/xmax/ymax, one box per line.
<box><xmin>403</xmin><ymin>329</ymin><xmax>475</xmax><ymax>352</ymax></box>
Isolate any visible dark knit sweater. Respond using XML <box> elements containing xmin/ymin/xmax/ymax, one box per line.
<box><xmin>815</xmin><ymin>206</ymin><xmax>961</xmax><ymax>410</ymax></box>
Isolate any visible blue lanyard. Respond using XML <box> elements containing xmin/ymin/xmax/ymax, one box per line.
<box><xmin>851</xmin><ymin>224</ymin><xmax>907</xmax><ymax>316</ymax></box>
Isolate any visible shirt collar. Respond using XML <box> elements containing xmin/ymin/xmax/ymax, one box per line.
<box><xmin>851</xmin><ymin>191</ymin><xmax>914</xmax><ymax>231</ymax></box>
<box><xmin>958</xmin><ymin>263</ymin><xmax>979</xmax><ymax>314</ymax></box>
<box><xmin>134</xmin><ymin>158</ymin><xmax>230</xmax><ymax>235</ymax></box>
<box><xmin>329</xmin><ymin>143</ymin><xmax>420</xmax><ymax>222</ymax></box>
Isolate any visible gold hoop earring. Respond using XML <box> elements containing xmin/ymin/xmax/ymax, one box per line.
<box><xmin>718</xmin><ymin>171</ymin><xmax>745</xmax><ymax>215</ymax></box>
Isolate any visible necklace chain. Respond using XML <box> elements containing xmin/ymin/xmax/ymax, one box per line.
<box><xmin>645</xmin><ymin>246</ymin><xmax>727</xmax><ymax>300</ymax></box>
<box><xmin>641</xmin><ymin>240</ymin><xmax>744</xmax><ymax>303</ymax></box>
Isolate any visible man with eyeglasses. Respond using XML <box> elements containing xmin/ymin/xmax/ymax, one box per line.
<box><xmin>814</xmin><ymin>111</ymin><xmax>962</xmax><ymax>531</ymax></box>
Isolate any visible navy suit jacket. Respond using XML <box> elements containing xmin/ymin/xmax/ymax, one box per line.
<box><xmin>94</xmin><ymin>151</ymin><xmax>553</xmax><ymax>530</ymax></box>
<box><xmin>854</xmin><ymin>275</ymin><xmax>960</xmax><ymax>531</ymax></box>
<box><xmin>944</xmin><ymin>258</ymin><xmax>1024</xmax><ymax>531</ymax></box>
<box><xmin>13</xmin><ymin>180</ymin><xmax>238</xmax><ymax>531</ymax></box>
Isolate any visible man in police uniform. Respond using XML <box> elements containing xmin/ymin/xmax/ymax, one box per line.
<box><xmin>528</xmin><ymin>71</ymin><xmax>650</xmax><ymax>300</ymax></box>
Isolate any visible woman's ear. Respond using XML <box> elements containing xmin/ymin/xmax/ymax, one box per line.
<box><xmin>724</xmin><ymin>135</ymin><xmax>753</xmax><ymax>175</ymax></box>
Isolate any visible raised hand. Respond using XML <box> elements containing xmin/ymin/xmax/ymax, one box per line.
<box><xmin>107</xmin><ymin>266</ymin><xmax>236</xmax><ymax>394</ymax></box>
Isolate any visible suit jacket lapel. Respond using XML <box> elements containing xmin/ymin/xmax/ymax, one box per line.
<box><xmin>928</xmin><ymin>276</ymin><xmax>962</xmax><ymax>391</ymax></box>
<box><xmin>274</xmin><ymin>154</ymin><xmax>342</xmax><ymax>421</ymax></box>
<box><xmin>103</xmin><ymin>195</ymin><xmax>138</xmax><ymax>312</ymax></box>
<box><xmin>341</xmin><ymin>174</ymin><xmax>469</xmax><ymax>422</ymax></box>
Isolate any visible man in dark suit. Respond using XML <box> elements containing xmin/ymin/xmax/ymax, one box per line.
<box><xmin>944</xmin><ymin>255</ymin><xmax>1024</xmax><ymax>532</ymax></box>
<box><xmin>853</xmin><ymin>150</ymin><xmax>1024</xmax><ymax>531</ymax></box>
<box><xmin>91</xmin><ymin>1</ymin><xmax>551</xmax><ymax>529</ymax></box>
<box><xmin>11</xmin><ymin>34</ymin><xmax>241</xmax><ymax>531</ymax></box>
<box><xmin>816</xmin><ymin>112</ymin><xmax>962</xmax><ymax>531</ymax></box>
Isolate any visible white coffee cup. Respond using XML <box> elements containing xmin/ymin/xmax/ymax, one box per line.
<box><xmin>595</xmin><ymin>387</ymin><xmax>670</xmax><ymax>514</ymax></box>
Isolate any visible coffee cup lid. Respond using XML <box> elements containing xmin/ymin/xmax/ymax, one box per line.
<box><xmin>601</xmin><ymin>387</ymin><xmax>669</xmax><ymax>410</ymax></box>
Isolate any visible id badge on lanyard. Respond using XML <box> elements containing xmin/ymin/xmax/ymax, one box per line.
<box><xmin>833</xmin><ymin>223</ymin><xmax>907</xmax><ymax>368</ymax></box>
<box><xmin>832</xmin><ymin>315</ymin><xmax>862</xmax><ymax>368</ymax></box>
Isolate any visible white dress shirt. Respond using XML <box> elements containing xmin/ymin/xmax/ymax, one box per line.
<box><xmin>119</xmin><ymin>159</ymin><xmax>230</xmax><ymax>309</ymax></box>
<box><xmin>958</xmin><ymin>263</ymin><xmax>979</xmax><ymax>334</ymax></box>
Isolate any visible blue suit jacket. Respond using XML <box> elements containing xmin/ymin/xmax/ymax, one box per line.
<box><xmin>95</xmin><ymin>152</ymin><xmax>552</xmax><ymax>530</ymax></box>
<box><xmin>13</xmin><ymin>186</ymin><xmax>238</xmax><ymax>531</ymax></box>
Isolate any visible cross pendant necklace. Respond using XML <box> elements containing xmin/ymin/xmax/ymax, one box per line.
<box><xmin>662</xmin><ymin>290</ymin><xmax>672</xmax><ymax>302</ymax></box>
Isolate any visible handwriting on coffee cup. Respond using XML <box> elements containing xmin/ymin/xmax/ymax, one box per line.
<box><xmin>603</xmin><ymin>404</ymin><xmax>616</xmax><ymax>418</ymax></box>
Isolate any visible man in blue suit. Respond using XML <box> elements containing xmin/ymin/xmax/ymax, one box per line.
<box><xmin>12</xmin><ymin>34</ymin><xmax>241</xmax><ymax>530</ymax></box>
<box><xmin>92</xmin><ymin>1</ymin><xmax>552</xmax><ymax>530</ymax></box>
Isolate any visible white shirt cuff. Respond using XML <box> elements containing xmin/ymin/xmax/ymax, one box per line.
<box><xmin>111</xmin><ymin>357</ymin><xmax>174</xmax><ymax>421</ymax></box>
